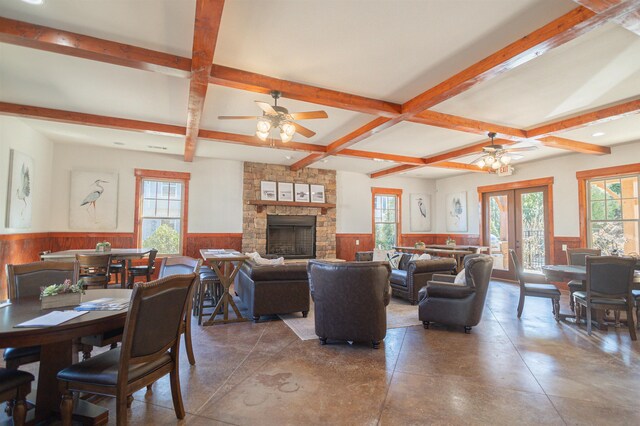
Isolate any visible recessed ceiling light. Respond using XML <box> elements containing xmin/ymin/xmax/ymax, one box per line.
<box><xmin>321</xmin><ymin>159</ymin><xmax>329</xmax><ymax>163</ymax></box>
<box><xmin>113</xmin><ymin>142</ymin><xmax>125</xmax><ymax>146</ymax></box>
<box><xmin>284</xmin><ymin>155</ymin><xmax>292</xmax><ymax>160</ymax></box>
<box><xmin>592</xmin><ymin>132</ymin><xmax>605</xmax><ymax>137</ymax></box>
<box><xmin>21</xmin><ymin>0</ymin><xmax>44</xmax><ymax>5</ymax></box>
<box><xmin>372</xmin><ymin>158</ymin><xmax>384</xmax><ymax>162</ymax></box>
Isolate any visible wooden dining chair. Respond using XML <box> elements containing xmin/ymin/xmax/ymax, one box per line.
<box><xmin>573</xmin><ymin>256</ymin><xmax>637</xmax><ymax>340</ymax></box>
<box><xmin>566</xmin><ymin>248</ymin><xmax>601</xmax><ymax>311</ymax></box>
<box><xmin>158</xmin><ymin>256</ymin><xmax>202</xmax><ymax>366</ymax></box>
<box><xmin>509</xmin><ymin>250</ymin><xmax>561</xmax><ymax>321</ymax></box>
<box><xmin>76</xmin><ymin>253</ymin><xmax>112</xmax><ymax>289</ymax></box>
<box><xmin>127</xmin><ymin>249</ymin><xmax>158</xmax><ymax>287</ymax></box>
<box><xmin>57</xmin><ymin>273</ymin><xmax>198</xmax><ymax>426</ymax></box>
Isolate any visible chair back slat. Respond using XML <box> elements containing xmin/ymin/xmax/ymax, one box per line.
<box><xmin>159</xmin><ymin>256</ymin><xmax>201</xmax><ymax>278</ymax></box>
<box><xmin>6</xmin><ymin>261</ymin><xmax>79</xmax><ymax>299</ymax></box>
<box><xmin>586</xmin><ymin>256</ymin><xmax>636</xmax><ymax>297</ymax></box>
<box><xmin>120</xmin><ymin>274</ymin><xmax>196</xmax><ymax>363</ymax></box>
<box><xmin>508</xmin><ymin>250</ymin><xmax>525</xmax><ymax>289</ymax></box>
<box><xmin>76</xmin><ymin>253</ymin><xmax>111</xmax><ymax>289</ymax></box>
<box><xmin>566</xmin><ymin>248</ymin><xmax>601</xmax><ymax>266</ymax></box>
<box><xmin>147</xmin><ymin>249</ymin><xmax>159</xmax><ymax>271</ymax></box>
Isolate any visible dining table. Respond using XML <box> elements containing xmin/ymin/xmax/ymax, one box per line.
<box><xmin>200</xmin><ymin>249</ymin><xmax>249</xmax><ymax>325</ymax></box>
<box><xmin>0</xmin><ymin>288</ymin><xmax>132</xmax><ymax>424</ymax></box>
<box><xmin>394</xmin><ymin>246</ymin><xmax>473</xmax><ymax>270</ymax></box>
<box><xmin>41</xmin><ymin>248</ymin><xmax>152</xmax><ymax>288</ymax></box>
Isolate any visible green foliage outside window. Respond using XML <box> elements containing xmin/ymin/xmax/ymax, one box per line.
<box><xmin>143</xmin><ymin>223</ymin><xmax>180</xmax><ymax>254</ymax></box>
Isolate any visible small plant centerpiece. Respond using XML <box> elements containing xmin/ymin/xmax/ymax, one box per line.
<box><xmin>414</xmin><ymin>241</ymin><xmax>426</xmax><ymax>249</ymax></box>
<box><xmin>445</xmin><ymin>236</ymin><xmax>456</xmax><ymax>246</ymax></box>
<box><xmin>40</xmin><ymin>279</ymin><xmax>85</xmax><ymax>310</ymax></box>
<box><xmin>96</xmin><ymin>241</ymin><xmax>111</xmax><ymax>252</ymax></box>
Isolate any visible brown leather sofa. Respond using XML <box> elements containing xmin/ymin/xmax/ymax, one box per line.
<box><xmin>307</xmin><ymin>260</ymin><xmax>391</xmax><ymax>348</ymax></box>
<box><xmin>418</xmin><ymin>254</ymin><xmax>493</xmax><ymax>333</ymax></box>
<box><xmin>235</xmin><ymin>260</ymin><xmax>310</xmax><ymax>322</ymax></box>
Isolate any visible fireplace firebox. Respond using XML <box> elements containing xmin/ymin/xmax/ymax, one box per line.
<box><xmin>266</xmin><ymin>215</ymin><xmax>316</xmax><ymax>259</ymax></box>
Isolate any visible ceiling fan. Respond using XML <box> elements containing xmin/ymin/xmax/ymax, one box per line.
<box><xmin>218</xmin><ymin>90</ymin><xmax>328</xmax><ymax>142</ymax></box>
<box><xmin>470</xmin><ymin>132</ymin><xmax>538</xmax><ymax>170</ymax></box>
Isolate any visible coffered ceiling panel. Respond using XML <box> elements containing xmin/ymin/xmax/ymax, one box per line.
<box><xmin>349</xmin><ymin>121</ymin><xmax>484</xmax><ymax>157</ymax></box>
<box><xmin>0</xmin><ymin>44</ymin><xmax>190</xmax><ymax>125</ymax></box>
<box><xmin>201</xmin><ymin>85</ymin><xmax>374</xmax><ymax>146</ymax></box>
<box><xmin>195</xmin><ymin>140</ymin><xmax>301</xmax><ymax>165</ymax></box>
<box><xmin>214</xmin><ymin>0</ymin><xmax>576</xmax><ymax>103</ymax></box>
<box><xmin>0</xmin><ymin>0</ymin><xmax>196</xmax><ymax>56</ymax></box>
<box><xmin>432</xmin><ymin>23</ymin><xmax>640</xmax><ymax>128</ymax></box>
<box><xmin>557</xmin><ymin>113</ymin><xmax>640</xmax><ymax>146</ymax></box>
<box><xmin>313</xmin><ymin>156</ymin><xmax>395</xmax><ymax>175</ymax></box>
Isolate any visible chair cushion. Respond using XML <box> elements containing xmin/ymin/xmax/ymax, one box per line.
<box><xmin>573</xmin><ymin>291</ymin><xmax>628</xmax><ymax>306</ymax></box>
<box><xmin>390</xmin><ymin>269</ymin><xmax>407</xmax><ymax>286</ymax></box>
<box><xmin>0</xmin><ymin>368</ymin><xmax>34</xmax><ymax>393</ymax></box>
<box><xmin>57</xmin><ymin>348</ymin><xmax>172</xmax><ymax>386</ymax></box>
<box><xmin>567</xmin><ymin>280</ymin><xmax>584</xmax><ymax>291</ymax></box>
<box><xmin>524</xmin><ymin>283</ymin><xmax>561</xmax><ymax>297</ymax></box>
<box><xmin>3</xmin><ymin>346</ymin><xmax>40</xmax><ymax>361</ymax></box>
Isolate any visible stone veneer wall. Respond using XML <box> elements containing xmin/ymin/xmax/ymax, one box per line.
<box><xmin>242</xmin><ymin>162</ymin><xmax>336</xmax><ymax>259</ymax></box>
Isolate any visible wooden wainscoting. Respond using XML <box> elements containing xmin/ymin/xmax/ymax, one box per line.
<box><xmin>0</xmin><ymin>232</ymin><xmax>52</xmax><ymax>298</ymax></box>
<box><xmin>184</xmin><ymin>233</ymin><xmax>243</xmax><ymax>258</ymax></box>
<box><xmin>552</xmin><ymin>236</ymin><xmax>582</xmax><ymax>265</ymax></box>
<box><xmin>336</xmin><ymin>233</ymin><xmax>374</xmax><ymax>261</ymax></box>
<box><xmin>49</xmin><ymin>232</ymin><xmax>135</xmax><ymax>252</ymax></box>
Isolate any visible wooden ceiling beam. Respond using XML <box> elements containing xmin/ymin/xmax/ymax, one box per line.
<box><xmin>407</xmin><ymin>111</ymin><xmax>526</xmax><ymax>140</ymax></box>
<box><xmin>183</xmin><ymin>0</ymin><xmax>226</xmax><ymax>162</ymax></box>
<box><xmin>400</xmin><ymin>4</ymin><xmax>638</xmax><ymax>115</ymax></box>
<box><xmin>0</xmin><ymin>102</ymin><xmax>187</xmax><ymax>136</ymax></box>
<box><xmin>573</xmin><ymin>0</ymin><xmax>640</xmax><ymax>36</ymax></box>
<box><xmin>422</xmin><ymin>138</ymin><xmax>516</xmax><ymax>165</ymax></box>
<box><xmin>198</xmin><ymin>129</ymin><xmax>326</xmax><ymax>153</ymax></box>
<box><xmin>537</xmin><ymin>136</ymin><xmax>612</xmax><ymax>154</ymax></box>
<box><xmin>209</xmin><ymin>65</ymin><xmax>402</xmax><ymax>117</ymax></box>
<box><xmin>369</xmin><ymin>162</ymin><xmax>485</xmax><ymax>179</ymax></box>
<box><xmin>526</xmin><ymin>97</ymin><xmax>640</xmax><ymax>137</ymax></box>
<box><xmin>0</xmin><ymin>17</ymin><xmax>192</xmax><ymax>78</ymax></box>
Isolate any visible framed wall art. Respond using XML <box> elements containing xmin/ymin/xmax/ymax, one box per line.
<box><xmin>410</xmin><ymin>193</ymin><xmax>431</xmax><ymax>232</ymax></box>
<box><xmin>69</xmin><ymin>170</ymin><xmax>118</xmax><ymax>229</ymax></box>
<box><xmin>260</xmin><ymin>181</ymin><xmax>277</xmax><ymax>201</ymax></box>
<box><xmin>310</xmin><ymin>184</ymin><xmax>325</xmax><ymax>203</ymax></box>
<box><xmin>278</xmin><ymin>182</ymin><xmax>294</xmax><ymax>201</ymax></box>
<box><xmin>446</xmin><ymin>191</ymin><xmax>467</xmax><ymax>232</ymax></box>
<box><xmin>294</xmin><ymin>183</ymin><xmax>310</xmax><ymax>202</ymax></box>
<box><xmin>5</xmin><ymin>149</ymin><xmax>34</xmax><ymax>229</ymax></box>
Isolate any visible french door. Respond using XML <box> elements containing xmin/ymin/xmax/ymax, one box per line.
<box><xmin>482</xmin><ymin>186</ymin><xmax>551</xmax><ymax>280</ymax></box>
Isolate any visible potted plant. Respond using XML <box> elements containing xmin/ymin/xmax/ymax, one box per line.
<box><xmin>40</xmin><ymin>279</ymin><xmax>85</xmax><ymax>310</ymax></box>
<box><xmin>96</xmin><ymin>241</ymin><xmax>111</xmax><ymax>252</ymax></box>
<box><xmin>414</xmin><ymin>241</ymin><xmax>426</xmax><ymax>249</ymax></box>
<box><xmin>445</xmin><ymin>236</ymin><xmax>456</xmax><ymax>246</ymax></box>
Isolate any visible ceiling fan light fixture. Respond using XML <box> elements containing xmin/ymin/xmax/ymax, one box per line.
<box><xmin>280</xmin><ymin>131</ymin><xmax>293</xmax><ymax>143</ymax></box>
<box><xmin>500</xmin><ymin>155</ymin><xmax>512</xmax><ymax>165</ymax></box>
<box><xmin>281</xmin><ymin>122</ymin><xmax>296</xmax><ymax>137</ymax></box>
<box><xmin>476</xmin><ymin>159</ymin><xmax>486</xmax><ymax>168</ymax></box>
<box><xmin>485</xmin><ymin>155</ymin><xmax>495</xmax><ymax>165</ymax></box>
<box><xmin>256</xmin><ymin>118</ymin><xmax>272</xmax><ymax>133</ymax></box>
<box><xmin>491</xmin><ymin>161</ymin><xmax>500</xmax><ymax>170</ymax></box>
<box><xmin>256</xmin><ymin>130</ymin><xmax>269</xmax><ymax>141</ymax></box>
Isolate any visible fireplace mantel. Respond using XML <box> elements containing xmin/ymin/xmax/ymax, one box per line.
<box><xmin>247</xmin><ymin>200</ymin><xmax>336</xmax><ymax>215</ymax></box>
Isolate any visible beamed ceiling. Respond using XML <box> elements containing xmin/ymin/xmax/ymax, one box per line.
<box><xmin>1</xmin><ymin>0</ymin><xmax>640</xmax><ymax>179</ymax></box>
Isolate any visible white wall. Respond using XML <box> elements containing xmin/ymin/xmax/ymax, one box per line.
<box><xmin>434</xmin><ymin>140</ymin><xmax>640</xmax><ymax>237</ymax></box>
<box><xmin>336</xmin><ymin>171</ymin><xmax>437</xmax><ymax>234</ymax></box>
<box><xmin>0</xmin><ymin>117</ymin><xmax>54</xmax><ymax>234</ymax></box>
<box><xmin>50</xmin><ymin>143</ymin><xmax>244</xmax><ymax>233</ymax></box>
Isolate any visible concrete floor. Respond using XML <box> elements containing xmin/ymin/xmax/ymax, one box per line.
<box><xmin>4</xmin><ymin>280</ymin><xmax>640</xmax><ymax>425</ymax></box>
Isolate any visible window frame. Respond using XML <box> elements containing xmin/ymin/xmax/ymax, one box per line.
<box><xmin>371</xmin><ymin>187</ymin><xmax>403</xmax><ymax>249</ymax></box>
<box><xmin>134</xmin><ymin>169</ymin><xmax>190</xmax><ymax>256</ymax></box>
<box><xmin>577</xmin><ymin>163</ymin><xmax>640</xmax><ymax>250</ymax></box>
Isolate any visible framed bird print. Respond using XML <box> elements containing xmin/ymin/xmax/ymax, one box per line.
<box><xmin>410</xmin><ymin>193</ymin><xmax>431</xmax><ymax>232</ymax></box>
<box><xmin>5</xmin><ymin>149</ymin><xmax>34</xmax><ymax>228</ymax></box>
<box><xmin>69</xmin><ymin>170</ymin><xmax>119</xmax><ymax>229</ymax></box>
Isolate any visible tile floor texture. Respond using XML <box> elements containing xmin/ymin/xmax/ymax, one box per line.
<box><xmin>4</xmin><ymin>280</ymin><xmax>640</xmax><ymax>425</ymax></box>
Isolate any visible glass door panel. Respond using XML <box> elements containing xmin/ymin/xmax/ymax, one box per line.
<box><xmin>516</xmin><ymin>190</ymin><xmax>547</xmax><ymax>273</ymax></box>
<box><xmin>488</xmin><ymin>194</ymin><xmax>510</xmax><ymax>272</ymax></box>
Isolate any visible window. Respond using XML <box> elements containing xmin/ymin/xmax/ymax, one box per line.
<box><xmin>587</xmin><ymin>174</ymin><xmax>639</xmax><ymax>255</ymax></box>
<box><xmin>134</xmin><ymin>169</ymin><xmax>190</xmax><ymax>255</ymax></box>
<box><xmin>372</xmin><ymin>187</ymin><xmax>402</xmax><ymax>250</ymax></box>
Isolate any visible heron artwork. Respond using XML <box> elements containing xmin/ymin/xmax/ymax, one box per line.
<box><xmin>81</xmin><ymin>179</ymin><xmax>109</xmax><ymax>218</ymax></box>
<box><xmin>15</xmin><ymin>163</ymin><xmax>31</xmax><ymax>216</ymax></box>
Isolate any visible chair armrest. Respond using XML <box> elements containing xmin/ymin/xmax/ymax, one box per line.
<box><xmin>431</xmin><ymin>274</ymin><xmax>456</xmax><ymax>283</ymax></box>
<box><xmin>425</xmin><ymin>283</ymin><xmax>475</xmax><ymax>299</ymax></box>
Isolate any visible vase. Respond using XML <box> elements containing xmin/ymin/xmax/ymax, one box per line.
<box><xmin>41</xmin><ymin>292</ymin><xmax>82</xmax><ymax>310</ymax></box>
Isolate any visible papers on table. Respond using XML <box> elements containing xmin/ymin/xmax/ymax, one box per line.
<box><xmin>75</xmin><ymin>298</ymin><xmax>130</xmax><ymax>311</ymax></box>
<box><xmin>15</xmin><ymin>310</ymin><xmax>89</xmax><ymax>328</ymax></box>
<box><xmin>204</xmin><ymin>249</ymin><xmax>228</xmax><ymax>254</ymax></box>
<box><xmin>0</xmin><ymin>300</ymin><xmax>11</xmax><ymax>309</ymax></box>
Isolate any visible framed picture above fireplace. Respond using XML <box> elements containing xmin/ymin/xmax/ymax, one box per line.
<box><xmin>278</xmin><ymin>182</ymin><xmax>294</xmax><ymax>202</ymax></box>
<box><xmin>260</xmin><ymin>181</ymin><xmax>277</xmax><ymax>201</ymax></box>
<box><xmin>310</xmin><ymin>184</ymin><xmax>325</xmax><ymax>203</ymax></box>
<box><xmin>294</xmin><ymin>183</ymin><xmax>310</xmax><ymax>202</ymax></box>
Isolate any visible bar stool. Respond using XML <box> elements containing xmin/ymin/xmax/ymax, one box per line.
<box><xmin>196</xmin><ymin>266</ymin><xmax>222</xmax><ymax>325</ymax></box>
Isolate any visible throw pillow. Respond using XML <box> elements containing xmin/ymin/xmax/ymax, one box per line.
<box><xmin>454</xmin><ymin>268</ymin><xmax>466</xmax><ymax>285</ymax></box>
<box><xmin>417</xmin><ymin>253</ymin><xmax>432</xmax><ymax>260</ymax></box>
<box><xmin>244</xmin><ymin>252</ymin><xmax>285</xmax><ymax>265</ymax></box>
<box><xmin>372</xmin><ymin>248</ymin><xmax>394</xmax><ymax>261</ymax></box>
<box><xmin>386</xmin><ymin>252</ymin><xmax>403</xmax><ymax>269</ymax></box>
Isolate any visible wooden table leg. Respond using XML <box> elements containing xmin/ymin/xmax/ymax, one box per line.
<box><xmin>203</xmin><ymin>260</ymin><xmax>248</xmax><ymax>325</ymax></box>
<box><xmin>36</xmin><ymin>341</ymin><xmax>108</xmax><ymax>424</ymax></box>
<box><xmin>120</xmin><ymin>260</ymin><xmax>127</xmax><ymax>289</ymax></box>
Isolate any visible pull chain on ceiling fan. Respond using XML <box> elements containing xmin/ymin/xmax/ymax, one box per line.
<box><xmin>218</xmin><ymin>90</ymin><xmax>328</xmax><ymax>143</ymax></box>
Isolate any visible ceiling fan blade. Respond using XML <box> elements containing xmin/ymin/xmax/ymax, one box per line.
<box><xmin>217</xmin><ymin>115</ymin><xmax>260</xmax><ymax>120</ymax></box>
<box><xmin>255</xmin><ymin>101</ymin><xmax>277</xmax><ymax>115</ymax></box>
<box><xmin>505</xmin><ymin>146</ymin><xmax>538</xmax><ymax>152</ymax></box>
<box><xmin>469</xmin><ymin>155</ymin><xmax>486</xmax><ymax>165</ymax></box>
<box><xmin>289</xmin><ymin>111</ymin><xmax>328</xmax><ymax>120</ymax></box>
<box><xmin>511</xmin><ymin>154</ymin><xmax>524</xmax><ymax>160</ymax></box>
<box><xmin>293</xmin><ymin>123</ymin><xmax>316</xmax><ymax>138</ymax></box>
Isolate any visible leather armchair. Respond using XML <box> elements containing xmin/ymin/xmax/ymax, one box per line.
<box><xmin>418</xmin><ymin>254</ymin><xmax>493</xmax><ymax>333</ymax></box>
<box><xmin>308</xmin><ymin>260</ymin><xmax>391</xmax><ymax>348</ymax></box>
<box><xmin>390</xmin><ymin>257</ymin><xmax>457</xmax><ymax>305</ymax></box>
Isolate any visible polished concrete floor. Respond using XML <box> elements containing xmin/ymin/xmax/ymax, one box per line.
<box><xmin>4</xmin><ymin>280</ymin><xmax>640</xmax><ymax>425</ymax></box>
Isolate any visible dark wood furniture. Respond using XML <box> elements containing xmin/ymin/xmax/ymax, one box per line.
<box><xmin>195</xmin><ymin>266</ymin><xmax>222</xmax><ymax>325</ymax></box>
<box><xmin>573</xmin><ymin>256</ymin><xmax>637</xmax><ymax>340</ymax></box>
<box><xmin>394</xmin><ymin>246</ymin><xmax>473</xmax><ymax>270</ymax></box>
<box><xmin>200</xmin><ymin>249</ymin><xmax>249</xmax><ymax>325</ymax></box>
<box><xmin>41</xmin><ymin>249</ymin><xmax>153</xmax><ymax>288</ymax></box>
<box><xmin>510</xmin><ymin>249</ymin><xmax>561</xmax><ymax>321</ymax></box>
<box><xmin>157</xmin><ymin>256</ymin><xmax>202</xmax><ymax>366</ymax></box>
<box><xmin>566</xmin><ymin>248</ymin><xmax>601</xmax><ymax>311</ymax></box>
<box><xmin>0</xmin><ymin>368</ymin><xmax>34</xmax><ymax>426</ymax></box>
<box><xmin>0</xmin><ymin>289</ymin><xmax>132</xmax><ymax>423</ymax></box>
<box><xmin>76</xmin><ymin>253</ymin><xmax>112</xmax><ymax>289</ymax></box>
<box><xmin>126</xmin><ymin>249</ymin><xmax>158</xmax><ymax>287</ymax></box>
<box><xmin>57</xmin><ymin>274</ymin><xmax>197</xmax><ymax>426</ymax></box>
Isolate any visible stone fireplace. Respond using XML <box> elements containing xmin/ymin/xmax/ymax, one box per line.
<box><xmin>242</xmin><ymin>162</ymin><xmax>336</xmax><ymax>259</ymax></box>
<box><xmin>266</xmin><ymin>215</ymin><xmax>316</xmax><ymax>259</ymax></box>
